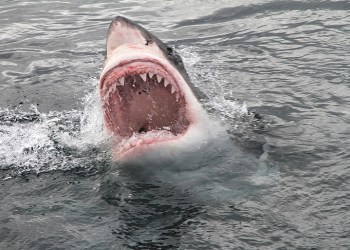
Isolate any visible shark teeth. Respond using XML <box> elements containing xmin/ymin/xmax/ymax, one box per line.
<box><xmin>156</xmin><ymin>74</ymin><xmax>162</xmax><ymax>83</ymax></box>
<box><xmin>110</xmin><ymin>84</ymin><xmax>116</xmax><ymax>93</ymax></box>
<box><xmin>114</xmin><ymin>73</ymin><xmax>180</xmax><ymax>96</ymax></box>
<box><xmin>164</xmin><ymin>79</ymin><xmax>169</xmax><ymax>87</ymax></box>
<box><xmin>140</xmin><ymin>73</ymin><xmax>147</xmax><ymax>82</ymax></box>
<box><xmin>119</xmin><ymin>77</ymin><xmax>125</xmax><ymax>86</ymax></box>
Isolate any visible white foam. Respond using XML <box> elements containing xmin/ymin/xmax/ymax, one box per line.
<box><xmin>0</xmin><ymin>108</ymin><xmax>69</xmax><ymax>173</ymax></box>
<box><xmin>178</xmin><ymin>47</ymin><xmax>248</xmax><ymax>120</ymax></box>
<box><xmin>0</xmin><ymin>90</ymin><xmax>111</xmax><ymax>175</ymax></box>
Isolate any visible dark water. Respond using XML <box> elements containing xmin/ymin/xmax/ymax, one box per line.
<box><xmin>1</xmin><ymin>0</ymin><xmax>350</xmax><ymax>249</ymax></box>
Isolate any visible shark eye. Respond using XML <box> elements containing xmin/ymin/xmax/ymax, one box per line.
<box><xmin>167</xmin><ymin>47</ymin><xmax>173</xmax><ymax>56</ymax></box>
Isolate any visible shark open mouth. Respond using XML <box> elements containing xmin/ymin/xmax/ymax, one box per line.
<box><xmin>100</xmin><ymin>59</ymin><xmax>190</xmax><ymax>145</ymax></box>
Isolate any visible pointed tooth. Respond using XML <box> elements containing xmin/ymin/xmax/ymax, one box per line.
<box><xmin>148</xmin><ymin>72</ymin><xmax>154</xmax><ymax>78</ymax></box>
<box><xmin>119</xmin><ymin>77</ymin><xmax>125</xmax><ymax>86</ymax></box>
<box><xmin>171</xmin><ymin>85</ymin><xmax>176</xmax><ymax>94</ymax></box>
<box><xmin>109</xmin><ymin>84</ymin><xmax>115</xmax><ymax>94</ymax></box>
<box><xmin>140</xmin><ymin>73</ymin><xmax>147</xmax><ymax>82</ymax></box>
<box><xmin>164</xmin><ymin>79</ymin><xmax>169</xmax><ymax>87</ymax></box>
<box><xmin>156</xmin><ymin>74</ymin><xmax>162</xmax><ymax>83</ymax></box>
<box><xmin>176</xmin><ymin>93</ymin><xmax>179</xmax><ymax>101</ymax></box>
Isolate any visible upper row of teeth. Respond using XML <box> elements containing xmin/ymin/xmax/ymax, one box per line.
<box><xmin>116</xmin><ymin>72</ymin><xmax>179</xmax><ymax>94</ymax></box>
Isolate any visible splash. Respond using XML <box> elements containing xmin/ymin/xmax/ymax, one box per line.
<box><xmin>0</xmin><ymin>48</ymin><xmax>259</xmax><ymax>178</ymax></box>
<box><xmin>0</xmin><ymin>91</ymin><xmax>112</xmax><ymax>177</ymax></box>
<box><xmin>178</xmin><ymin>46</ymin><xmax>249</xmax><ymax>120</ymax></box>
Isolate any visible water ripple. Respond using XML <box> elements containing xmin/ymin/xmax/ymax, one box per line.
<box><xmin>1</xmin><ymin>0</ymin><xmax>350</xmax><ymax>249</ymax></box>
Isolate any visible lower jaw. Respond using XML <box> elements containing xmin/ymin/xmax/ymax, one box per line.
<box><xmin>112</xmin><ymin>129</ymin><xmax>186</xmax><ymax>161</ymax></box>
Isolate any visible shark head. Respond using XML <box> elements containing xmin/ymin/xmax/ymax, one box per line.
<box><xmin>99</xmin><ymin>16</ymin><xmax>205</xmax><ymax>161</ymax></box>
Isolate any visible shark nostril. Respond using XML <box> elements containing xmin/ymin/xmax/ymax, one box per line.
<box><xmin>145</xmin><ymin>39</ymin><xmax>152</xmax><ymax>45</ymax></box>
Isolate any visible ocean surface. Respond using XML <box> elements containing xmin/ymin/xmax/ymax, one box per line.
<box><xmin>1</xmin><ymin>0</ymin><xmax>350</xmax><ymax>249</ymax></box>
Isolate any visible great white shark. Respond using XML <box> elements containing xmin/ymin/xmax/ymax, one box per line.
<box><xmin>99</xmin><ymin>16</ymin><xmax>207</xmax><ymax>161</ymax></box>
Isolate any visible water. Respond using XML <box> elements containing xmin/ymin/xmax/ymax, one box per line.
<box><xmin>1</xmin><ymin>0</ymin><xmax>349</xmax><ymax>249</ymax></box>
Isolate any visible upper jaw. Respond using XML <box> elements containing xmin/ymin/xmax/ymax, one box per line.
<box><xmin>101</xmin><ymin>44</ymin><xmax>172</xmax><ymax>82</ymax></box>
<box><xmin>101</xmin><ymin>60</ymin><xmax>183</xmax><ymax>101</ymax></box>
<box><xmin>100</xmin><ymin>58</ymin><xmax>180</xmax><ymax>98</ymax></box>
<box><xmin>100</xmin><ymin>46</ymin><xmax>201</xmax><ymax>114</ymax></box>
